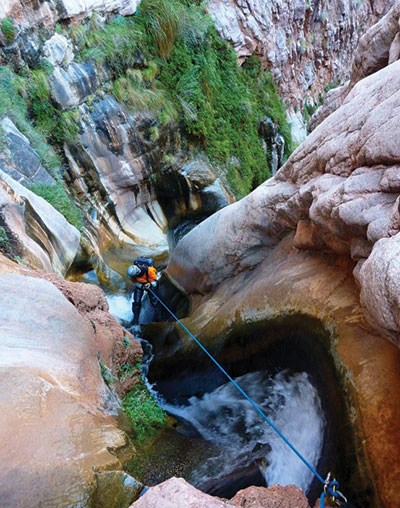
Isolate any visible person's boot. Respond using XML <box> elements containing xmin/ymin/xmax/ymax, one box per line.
<box><xmin>131</xmin><ymin>304</ymin><xmax>141</xmax><ymax>326</ymax></box>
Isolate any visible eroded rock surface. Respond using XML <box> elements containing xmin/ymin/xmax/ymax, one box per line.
<box><xmin>165</xmin><ymin>8</ymin><xmax>400</xmax><ymax>507</ymax></box>
<box><xmin>207</xmin><ymin>0</ymin><xmax>394</xmax><ymax>112</ymax></box>
<box><xmin>166</xmin><ymin>237</ymin><xmax>400</xmax><ymax>508</ymax></box>
<box><xmin>0</xmin><ymin>169</ymin><xmax>80</xmax><ymax>275</ymax></box>
<box><xmin>168</xmin><ymin>54</ymin><xmax>400</xmax><ymax>342</ymax></box>
<box><xmin>0</xmin><ymin>268</ymin><xmax>136</xmax><ymax>507</ymax></box>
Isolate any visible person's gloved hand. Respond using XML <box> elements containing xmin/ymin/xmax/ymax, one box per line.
<box><xmin>144</xmin><ymin>283</ymin><xmax>151</xmax><ymax>289</ymax></box>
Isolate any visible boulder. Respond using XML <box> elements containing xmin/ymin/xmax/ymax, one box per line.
<box><xmin>0</xmin><ymin>169</ymin><xmax>80</xmax><ymax>275</ymax></box>
<box><xmin>0</xmin><ymin>270</ymin><xmax>134</xmax><ymax>507</ymax></box>
<box><xmin>231</xmin><ymin>484</ymin><xmax>310</xmax><ymax>508</ymax></box>
<box><xmin>43</xmin><ymin>33</ymin><xmax>73</xmax><ymax>67</ymax></box>
<box><xmin>129</xmin><ymin>477</ymin><xmax>311</xmax><ymax>508</ymax></box>
<box><xmin>129</xmin><ymin>477</ymin><xmax>236</xmax><ymax>508</ymax></box>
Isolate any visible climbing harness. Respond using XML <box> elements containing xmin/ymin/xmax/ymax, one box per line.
<box><xmin>148</xmin><ymin>288</ymin><xmax>353</xmax><ymax>506</ymax></box>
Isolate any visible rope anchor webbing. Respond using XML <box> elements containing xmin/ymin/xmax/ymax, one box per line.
<box><xmin>320</xmin><ymin>472</ymin><xmax>348</xmax><ymax>507</ymax></box>
<box><xmin>148</xmin><ymin>288</ymin><xmax>350</xmax><ymax>505</ymax></box>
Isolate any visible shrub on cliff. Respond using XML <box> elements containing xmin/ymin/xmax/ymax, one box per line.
<box><xmin>1</xmin><ymin>17</ymin><xmax>16</xmax><ymax>44</ymax></box>
<box><xmin>28</xmin><ymin>183</ymin><xmax>84</xmax><ymax>231</ymax></box>
<box><xmin>0</xmin><ymin>66</ymin><xmax>61</xmax><ymax>173</ymax></box>
<box><xmin>135</xmin><ymin>0</ymin><xmax>294</xmax><ymax>196</ymax></box>
<box><xmin>72</xmin><ymin>0</ymin><xmax>293</xmax><ymax>198</ymax></box>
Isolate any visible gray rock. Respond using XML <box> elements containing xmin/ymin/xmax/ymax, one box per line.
<box><xmin>50</xmin><ymin>61</ymin><xmax>107</xmax><ymax>110</ymax></box>
<box><xmin>0</xmin><ymin>118</ymin><xmax>55</xmax><ymax>186</ymax></box>
<box><xmin>43</xmin><ymin>33</ymin><xmax>74</xmax><ymax>67</ymax></box>
<box><xmin>0</xmin><ymin>169</ymin><xmax>80</xmax><ymax>275</ymax></box>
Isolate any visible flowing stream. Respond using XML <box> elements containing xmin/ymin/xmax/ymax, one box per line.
<box><xmin>162</xmin><ymin>370</ymin><xmax>324</xmax><ymax>493</ymax></box>
<box><xmin>106</xmin><ymin>293</ymin><xmax>326</xmax><ymax>495</ymax></box>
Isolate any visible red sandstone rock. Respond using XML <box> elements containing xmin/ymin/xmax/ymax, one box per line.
<box><xmin>231</xmin><ymin>484</ymin><xmax>311</xmax><ymax>508</ymax></box>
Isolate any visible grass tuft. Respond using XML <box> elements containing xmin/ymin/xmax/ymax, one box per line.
<box><xmin>122</xmin><ymin>380</ymin><xmax>167</xmax><ymax>443</ymax></box>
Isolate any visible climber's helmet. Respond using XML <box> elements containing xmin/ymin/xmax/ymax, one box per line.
<box><xmin>127</xmin><ymin>265</ymin><xmax>141</xmax><ymax>278</ymax></box>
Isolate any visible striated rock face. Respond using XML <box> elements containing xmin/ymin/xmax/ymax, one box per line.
<box><xmin>0</xmin><ymin>264</ymin><xmax>138</xmax><ymax>507</ymax></box>
<box><xmin>311</xmin><ymin>2</ymin><xmax>400</xmax><ymax>129</ymax></box>
<box><xmin>66</xmin><ymin>97</ymin><xmax>170</xmax><ymax>261</ymax></box>
<box><xmin>206</xmin><ymin>0</ymin><xmax>394</xmax><ymax>111</ymax></box>
<box><xmin>0</xmin><ymin>0</ymin><xmax>139</xmax><ymax>27</ymax></box>
<box><xmin>0</xmin><ymin>117</ymin><xmax>55</xmax><ymax>186</ymax></box>
<box><xmin>63</xmin><ymin>94</ymin><xmax>233</xmax><ymax>269</ymax></box>
<box><xmin>0</xmin><ymin>169</ymin><xmax>80</xmax><ymax>275</ymax></box>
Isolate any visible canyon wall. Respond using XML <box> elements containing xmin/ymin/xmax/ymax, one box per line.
<box><xmin>166</xmin><ymin>4</ymin><xmax>400</xmax><ymax>507</ymax></box>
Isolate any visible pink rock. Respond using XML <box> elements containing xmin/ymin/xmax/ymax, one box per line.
<box><xmin>129</xmin><ymin>477</ymin><xmax>236</xmax><ymax>508</ymax></box>
<box><xmin>231</xmin><ymin>484</ymin><xmax>311</xmax><ymax>508</ymax></box>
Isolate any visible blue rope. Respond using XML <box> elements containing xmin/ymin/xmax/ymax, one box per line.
<box><xmin>148</xmin><ymin>288</ymin><xmax>325</xmax><ymax>485</ymax></box>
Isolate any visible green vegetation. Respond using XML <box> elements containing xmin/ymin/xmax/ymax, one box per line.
<box><xmin>0</xmin><ymin>66</ymin><xmax>61</xmax><ymax>172</ymax></box>
<box><xmin>28</xmin><ymin>183</ymin><xmax>84</xmax><ymax>231</ymax></box>
<box><xmin>1</xmin><ymin>0</ymin><xmax>294</xmax><ymax>203</ymax></box>
<box><xmin>100</xmin><ymin>362</ymin><xmax>117</xmax><ymax>387</ymax></box>
<box><xmin>0</xmin><ymin>66</ymin><xmax>84</xmax><ymax>229</ymax></box>
<box><xmin>122</xmin><ymin>380</ymin><xmax>167</xmax><ymax>443</ymax></box>
<box><xmin>72</xmin><ymin>0</ymin><xmax>293</xmax><ymax>197</ymax></box>
<box><xmin>1</xmin><ymin>17</ymin><xmax>15</xmax><ymax>44</ymax></box>
<box><xmin>119</xmin><ymin>361</ymin><xmax>140</xmax><ymax>382</ymax></box>
<box><xmin>27</xmin><ymin>65</ymin><xmax>80</xmax><ymax>145</ymax></box>
<box><xmin>0</xmin><ymin>226</ymin><xmax>9</xmax><ymax>247</ymax></box>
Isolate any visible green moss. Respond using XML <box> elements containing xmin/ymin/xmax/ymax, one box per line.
<box><xmin>122</xmin><ymin>381</ymin><xmax>167</xmax><ymax>443</ymax></box>
<box><xmin>78</xmin><ymin>15</ymin><xmax>140</xmax><ymax>74</ymax></box>
<box><xmin>119</xmin><ymin>361</ymin><xmax>141</xmax><ymax>382</ymax></box>
<box><xmin>27</xmin><ymin>66</ymin><xmax>80</xmax><ymax>145</ymax></box>
<box><xmin>100</xmin><ymin>362</ymin><xmax>117</xmax><ymax>387</ymax></box>
<box><xmin>28</xmin><ymin>182</ymin><xmax>84</xmax><ymax>231</ymax></box>
<box><xmin>1</xmin><ymin>17</ymin><xmax>15</xmax><ymax>44</ymax></box>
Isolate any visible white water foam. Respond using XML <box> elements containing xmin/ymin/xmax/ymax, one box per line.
<box><xmin>104</xmin><ymin>294</ymin><xmax>325</xmax><ymax>491</ymax></box>
<box><xmin>106</xmin><ymin>293</ymin><xmax>132</xmax><ymax>323</ymax></box>
<box><xmin>162</xmin><ymin>370</ymin><xmax>325</xmax><ymax>492</ymax></box>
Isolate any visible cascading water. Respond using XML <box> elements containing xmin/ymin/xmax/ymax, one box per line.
<box><xmin>162</xmin><ymin>370</ymin><xmax>325</xmax><ymax>493</ymax></box>
<box><xmin>106</xmin><ymin>293</ymin><xmax>325</xmax><ymax>496</ymax></box>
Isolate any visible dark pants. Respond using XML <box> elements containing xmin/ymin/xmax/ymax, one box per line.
<box><xmin>132</xmin><ymin>284</ymin><xmax>159</xmax><ymax>324</ymax></box>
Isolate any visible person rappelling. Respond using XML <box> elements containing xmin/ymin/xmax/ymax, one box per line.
<box><xmin>127</xmin><ymin>257</ymin><xmax>161</xmax><ymax>325</ymax></box>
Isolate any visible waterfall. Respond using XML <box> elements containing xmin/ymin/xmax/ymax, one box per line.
<box><xmin>106</xmin><ymin>293</ymin><xmax>325</xmax><ymax>494</ymax></box>
<box><xmin>162</xmin><ymin>370</ymin><xmax>325</xmax><ymax>493</ymax></box>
